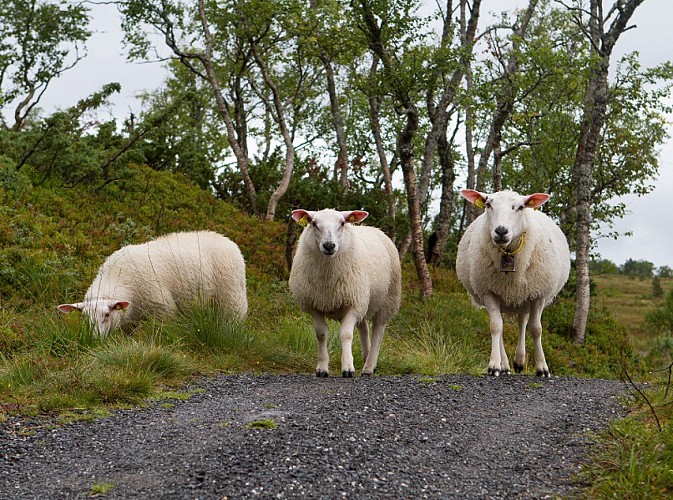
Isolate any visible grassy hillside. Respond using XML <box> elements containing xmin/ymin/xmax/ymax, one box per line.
<box><xmin>592</xmin><ymin>273</ymin><xmax>673</xmax><ymax>358</ymax></box>
<box><xmin>0</xmin><ymin>164</ymin><xmax>638</xmax><ymax>416</ymax></box>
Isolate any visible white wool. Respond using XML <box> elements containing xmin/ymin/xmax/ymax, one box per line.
<box><xmin>289</xmin><ymin>209</ymin><xmax>401</xmax><ymax>376</ymax></box>
<box><xmin>456</xmin><ymin>206</ymin><xmax>570</xmax><ymax>311</ymax></box>
<box><xmin>456</xmin><ymin>190</ymin><xmax>570</xmax><ymax>377</ymax></box>
<box><xmin>60</xmin><ymin>231</ymin><xmax>247</xmax><ymax>335</ymax></box>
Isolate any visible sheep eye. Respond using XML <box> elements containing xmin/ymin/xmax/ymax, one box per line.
<box><xmin>340</xmin><ymin>221</ymin><xmax>345</xmax><ymax>227</ymax></box>
<box><xmin>485</xmin><ymin>202</ymin><xmax>491</xmax><ymax>209</ymax></box>
<box><xmin>310</xmin><ymin>220</ymin><xmax>317</xmax><ymax>227</ymax></box>
<box><xmin>517</xmin><ymin>205</ymin><xmax>525</xmax><ymax>211</ymax></box>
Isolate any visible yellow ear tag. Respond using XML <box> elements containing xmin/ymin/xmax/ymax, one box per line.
<box><xmin>298</xmin><ymin>215</ymin><xmax>308</xmax><ymax>227</ymax></box>
<box><xmin>474</xmin><ymin>198</ymin><xmax>485</xmax><ymax>209</ymax></box>
<box><xmin>347</xmin><ymin>215</ymin><xmax>356</xmax><ymax>223</ymax></box>
<box><xmin>528</xmin><ymin>199</ymin><xmax>536</xmax><ymax>206</ymax></box>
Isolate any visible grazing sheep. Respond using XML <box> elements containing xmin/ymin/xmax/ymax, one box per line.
<box><xmin>58</xmin><ymin>231</ymin><xmax>247</xmax><ymax>335</ymax></box>
<box><xmin>456</xmin><ymin>190</ymin><xmax>570</xmax><ymax>377</ymax></box>
<box><xmin>288</xmin><ymin>209</ymin><xmax>401</xmax><ymax>377</ymax></box>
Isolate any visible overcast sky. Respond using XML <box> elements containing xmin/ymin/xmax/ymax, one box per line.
<box><xmin>24</xmin><ymin>0</ymin><xmax>673</xmax><ymax>269</ymax></box>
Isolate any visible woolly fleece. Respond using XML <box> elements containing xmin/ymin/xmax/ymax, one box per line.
<box><xmin>456</xmin><ymin>206</ymin><xmax>570</xmax><ymax>313</ymax></box>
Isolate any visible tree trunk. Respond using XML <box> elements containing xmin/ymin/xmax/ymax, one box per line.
<box><xmin>309</xmin><ymin>0</ymin><xmax>349</xmax><ymax>189</ymax></box>
<box><xmin>321</xmin><ymin>54</ymin><xmax>349</xmax><ymax>190</ymax></box>
<box><xmin>570</xmin><ymin>0</ymin><xmax>645</xmax><ymax>344</ymax></box>
<box><xmin>245</xmin><ymin>21</ymin><xmax>296</xmax><ymax>221</ymax></box>
<box><xmin>462</xmin><ymin>0</ymin><xmax>479</xmax><ymax>226</ymax></box>
<box><xmin>475</xmin><ymin>0</ymin><xmax>538</xmax><ymax>194</ymax></box>
<box><xmin>417</xmin><ymin>0</ymin><xmax>481</xmax><ymax>211</ymax></box>
<box><xmin>399</xmin><ymin>102</ymin><xmax>433</xmax><ymax>298</ymax></box>
<box><xmin>197</xmin><ymin>0</ymin><xmax>258</xmax><ymax>215</ymax></box>
<box><xmin>367</xmin><ymin>56</ymin><xmax>396</xmax><ymax>229</ymax></box>
<box><xmin>492</xmin><ymin>131</ymin><xmax>503</xmax><ymax>192</ymax></box>
<box><xmin>428</xmin><ymin>122</ymin><xmax>457</xmax><ymax>266</ymax></box>
<box><xmin>357</xmin><ymin>0</ymin><xmax>432</xmax><ymax>298</ymax></box>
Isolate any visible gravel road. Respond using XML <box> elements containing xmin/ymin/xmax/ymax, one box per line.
<box><xmin>1</xmin><ymin>374</ymin><xmax>626</xmax><ymax>499</ymax></box>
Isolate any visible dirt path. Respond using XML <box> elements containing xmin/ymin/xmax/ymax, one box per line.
<box><xmin>1</xmin><ymin>374</ymin><xmax>626</xmax><ymax>499</ymax></box>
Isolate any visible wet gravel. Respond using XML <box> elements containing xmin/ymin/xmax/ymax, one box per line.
<box><xmin>0</xmin><ymin>374</ymin><xmax>627</xmax><ymax>499</ymax></box>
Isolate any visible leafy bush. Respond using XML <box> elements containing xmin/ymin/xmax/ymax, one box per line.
<box><xmin>0</xmin><ymin>163</ymin><xmax>638</xmax><ymax>416</ymax></box>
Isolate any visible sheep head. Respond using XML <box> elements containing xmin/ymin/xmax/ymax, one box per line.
<box><xmin>58</xmin><ymin>299</ymin><xmax>130</xmax><ymax>336</ymax></box>
<box><xmin>460</xmin><ymin>189</ymin><xmax>550</xmax><ymax>249</ymax></box>
<box><xmin>291</xmin><ymin>209</ymin><xmax>368</xmax><ymax>256</ymax></box>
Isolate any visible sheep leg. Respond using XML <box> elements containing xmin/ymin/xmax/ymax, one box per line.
<box><xmin>339</xmin><ymin>311</ymin><xmax>358</xmax><ymax>378</ymax></box>
<box><xmin>310</xmin><ymin>310</ymin><xmax>330</xmax><ymax>377</ymax></box>
<box><xmin>499</xmin><ymin>333</ymin><xmax>511</xmax><ymax>374</ymax></box>
<box><xmin>530</xmin><ymin>298</ymin><xmax>550</xmax><ymax>377</ymax></box>
<box><xmin>358</xmin><ymin>321</ymin><xmax>370</xmax><ymax>364</ymax></box>
<box><xmin>483</xmin><ymin>293</ymin><xmax>504</xmax><ymax>377</ymax></box>
<box><xmin>362</xmin><ymin>322</ymin><xmax>385</xmax><ymax>376</ymax></box>
<box><xmin>513</xmin><ymin>312</ymin><xmax>529</xmax><ymax>373</ymax></box>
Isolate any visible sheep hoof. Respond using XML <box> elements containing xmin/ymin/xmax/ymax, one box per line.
<box><xmin>361</xmin><ymin>371</ymin><xmax>373</xmax><ymax>377</ymax></box>
<box><xmin>316</xmin><ymin>370</ymin><xmax>329</xmax><ymax>378</ymax></box>
<box><xmin>487</xmin><ymin>368</ymin><xmax>501</xmax><ymax>377</ymax></box>
<box><xmin>536</xmin><ymin>368</ymin><xmax>550</xmax><ymax>378</ymax></box>
<box><xmin>501</xmin><ymin>368</ymin><xmax>511</xmax><ymax>375</ymax></box>
<box><xmin>342</xmin><ymin>370</ymin><xmax>355</xmax><ymax>378</ymax></box>
<box><xmin>513</xmin><ymin>362</ymin><xmax>524</xmax><ymax>374</ymax></box>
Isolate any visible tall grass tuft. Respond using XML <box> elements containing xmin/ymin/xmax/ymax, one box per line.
<box><xmin>90</xmin><ymin>338</ymin><xmax>195</xmax><ymax>380</ymax></box>
<box><xmin>579</xmin><ymin>370</ymin><xmax>673</xmax><ymax>498</ymax></box>
<box><xmin>27</xmin><ymin>315</ymin><xmax>101</xmax><ymax>358</ymax></box>
<box><xmin>155</xmin><ymin>302</ymin><xmax>254</xmax><ymax>354</ymax></box>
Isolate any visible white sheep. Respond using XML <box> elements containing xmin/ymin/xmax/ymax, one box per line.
<box><xmin>288</xmin><ymin>209</ymin><xmax>401</xmax><ymax>377</ymax></box>
<box><xmin>58</xmin><ymin>231</ymin><xmax>247</xmax><ymax>335</ymax></box>
<box><xmin>456</xmin><ymin>189</ymin><xmax>570</xmax><ymax>377</ymax></box>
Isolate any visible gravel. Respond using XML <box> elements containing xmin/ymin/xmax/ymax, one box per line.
<box><xmin>0</xmin><ymin>374</ymin><xmax>627</xmax><ymax>499</ymax></box>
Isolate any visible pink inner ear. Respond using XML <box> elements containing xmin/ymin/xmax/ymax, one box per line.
<box><xmin>58</xmin><ymin>304</ymin><xmax>79</xmax><ymax>313</ymax></box>
<box><xmin>291</xmin><ymin>209</ymin><xmax>311</xmax><ymax>223</ymax></box>
<box><xmin>526</xmin><ymin>193</ymin><xmax>550</xmax><ymax>208</ymax></box>
<box><xmin>343</xmin><ymin>210</ymin><xmax>368</xmax><ymax>223</ymax></box>
<box><xmin>113</xmin><ymin>301</ymin><xmax>130</xmax><ymax>311</ymax></box>
<box><xmin>460</xmin><ymin>189</ymin><xmax>486</xmax><ymax>205</ymax></box>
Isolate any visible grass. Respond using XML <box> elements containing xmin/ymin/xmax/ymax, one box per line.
<box><xmin>247</xmin><ymin>418</ymin><xmax>277</xmax><ymax>429</ymax></box>
<box><xmin>0</xmin><ymin>163</ymin><xmax>663</xmax><ymax>497</ymax></box>
<box><xmin>593</xmin><ymin>274</ymin><xmax>673</xmax><ymax>357</ymax></box>
<box><xmin>579</xmin><ymin>369</ymin><xmax>673</xmax><ymax>498</ymax></box>
<box><xmin>89</xmin><ymin>482</ymin><xmax>116</xmax><ymax>496</ymax></box>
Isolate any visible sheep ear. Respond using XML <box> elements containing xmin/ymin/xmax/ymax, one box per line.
<box><xmin>341</xmin><ymin>210</ymin><xmax>368</xmax><ymax>224</ymax></box>
<box><xmin>112</xmin><ymin>301</ymin><xmax>130</xmax><ymax>311</ymax></box>
<box><xmin>291</xmin><ymin>209</ymin><xmax>314</xmax><ymax>227</ymax></box>
<box><xmin>524</xmin><ymin>193</ymin><xmax>550</xmax><ymax>209</ymax></box>
<box><xmin>460</xmin><ymin>189</ymin><xmax>488</xmax><ymax>208</ymax></box>
<box><xmin>58</xmin><ymin>303</ymin><xmax>85</xmax><ymax>314</ymax></box>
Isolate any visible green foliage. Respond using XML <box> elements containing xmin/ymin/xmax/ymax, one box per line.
<box><xmin>90</xmin><ymin>482</ymin><xmax>116</xmax><ymax>496</ymax></box>
<box><xmin>645</xmin><ymin>289</ymin><xmax>673</xmax><ymax>337</ymax></box>
<box><xmin>0</xmin><ymin>167</ymin><xmax>637</xmax><ymax>416</ymax></box>
<box><xmin>247</xmin><ymin>418</ymin><xmax>277</xmax><ymax>429</ymax></box>
<box><xmin>620</xmin><ymin>258</ymin><xmax>655</xmax><ymax>280</ymax></box>
<box><xmin>653</xmin><ymin>276</ymin><xmax>664</xmax><ymax>299</ymax></box>
<box><xmin>589</xmin><ymin>258</ymin><xmax>619</xmax><ymax>275</ymax></box>
<box><xmin>0</xmin><ymin>0</ymin><xmax>91</xmax><ymax>129</ymax></box>
<box><xmin>580</xmin><ymin>364</ymin><xmax>673</xmax><ymax>498</ymax></box>
<box><xmin>658</xmin><ymin>266</ymin><xmax>673</xmax><ymax>278</ymax></box>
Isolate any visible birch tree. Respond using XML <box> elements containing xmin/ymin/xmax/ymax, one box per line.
<box><xmin>562</xmin><ymin>0</ymin><xmax>645</xmax><ymax>344</ymax></box>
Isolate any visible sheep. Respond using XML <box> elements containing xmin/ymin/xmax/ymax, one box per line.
<box><xmin>456</xmin><ymin>189</ymin><xmax>570</xmax><ymax>377</ymax></box>
<box><xmin>288</xmin><ymin>209</ymin><xmax>401</xmax><ymax>377</ymax></box>
<box><xmin>58</xmin><ymin>231</ymin><xmax>247</xmax><ymax>335</ymax></box>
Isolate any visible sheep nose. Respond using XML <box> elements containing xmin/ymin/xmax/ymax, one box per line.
<box><xmin>322</xmin><ymin>242</ymin><xmax>336</xmax><ymax>254</ymax></box>
<box><xmin>495</xmin><ymin>226</ymin><xmax>508</xmax><ymax>237</ymax></box>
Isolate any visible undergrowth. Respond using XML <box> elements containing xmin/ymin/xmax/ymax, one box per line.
<box><xmin>579</xmin><ymin>361</ymin><xmax>673</xmax><ymax>498</ymax></box>
<box><xmin>0</xmin><ymin>163</ymin><xmax>655</xmax><ymax>495</ymax></box>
